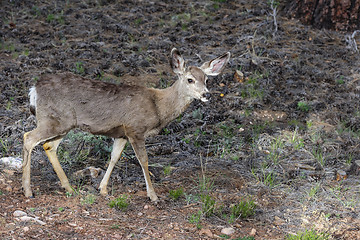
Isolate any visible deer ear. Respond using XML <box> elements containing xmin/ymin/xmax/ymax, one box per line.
<box><xmin>170</xmin><ymin>48</ymin><xmax>185</xmax><ymax>75</ymax></box>
<box><xmin>200</xmin><ymin>52</ymin><xmax>231</xmax><ymax>76</ymax></box>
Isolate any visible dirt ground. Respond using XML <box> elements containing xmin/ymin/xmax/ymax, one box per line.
<box><xmin>1</xmin><ymin>0</ymin><xmax>360</xmax><ymax>239</ymax></box>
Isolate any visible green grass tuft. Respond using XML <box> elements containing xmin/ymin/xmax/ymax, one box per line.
<box><xmin>169</xmin><ymin>187</ymin><xmax>184</xmax><ymax>201</ymax></box>
<box><xmin>109</xmin><ymin>195</ymin><xmax>130</xmax><ymax>211</ymax></box>
<box><xmin>287</xmin><ymin>229</ymin><xmax>330</xmax><ymax>240</ymax></box>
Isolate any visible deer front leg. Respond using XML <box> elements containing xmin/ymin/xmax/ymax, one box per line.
<box><xmin>129</xmin><ymin>136</ymin><xmax>158</xmax><ymax>202</ymax></box>
<box><xmin>99</xmin><ymin>138</ymin><xmax>127</xmax><ymax>195</ymax></box>
<box><xmin>43</xmin><ymin>138</ymin><xmax>73</xmax><ymax>194</ymax></box>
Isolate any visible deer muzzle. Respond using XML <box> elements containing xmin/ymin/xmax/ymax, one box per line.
<box><xmin>200</xmin><ymin>92</ymin><xmax>211</xmax><ymax>102</ymax></box>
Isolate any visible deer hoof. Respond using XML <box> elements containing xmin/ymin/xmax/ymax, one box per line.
<box><xmin>99</xmin><ymin>188</ymin><xmax>108</xmax><ymax>196</ymax></box>
<box><xmin>24</xmin><ymin>189</ymin><xmax>33</xmax><ymax>198</ymax></box>
<box><xmin>149</xmin><ymin>193</ymin><xmax>158</xmax><ymax>202</ymax></box>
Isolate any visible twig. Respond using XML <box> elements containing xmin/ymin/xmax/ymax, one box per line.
<box><xmin>269</xmin><ymin>0</ymin><xmax>279</xmax><ymax>36</ymax></box>
<box><xmin>345</xmin><ymin>30</ymin><xmax>359</xmax><ymax>53</ymax></box>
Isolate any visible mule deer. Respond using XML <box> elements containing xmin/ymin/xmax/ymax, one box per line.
<box><xmin>22</xmin><ymin>48</ymin><xmax>230</xmax><ymax>201</ymax></box>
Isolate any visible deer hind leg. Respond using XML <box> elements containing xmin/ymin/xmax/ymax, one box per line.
<box><xmin>22</xmin><ymin>129</ymin><xmax>58</xmax><ymax>197</ymax></box>
<box><xmin>99</xmin><ymin>138</ymin><xmax>127</xmax><ymax>196</ymax></box>
<box><xmin>43</xmin><ymin>137</ymin><xmax>73</xmax><ymax>194</ymax></box>
<box><xmin>129</xmin><ymin>136</ymin><xmax>158</xmax><ymax>202</ymax></box>
<box><xmin>22</xmin><ymin>131</ymin><xmax>40</xmax><ymax>197</ymax></box>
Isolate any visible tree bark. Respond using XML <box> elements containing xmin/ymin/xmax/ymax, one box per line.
<box><xmin>286</xmin><ymin>0</ymin><xmax>360</xmax><ymax>31</ymax></box>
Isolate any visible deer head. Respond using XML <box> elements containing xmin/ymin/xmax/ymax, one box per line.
<box><xmin>170</xmin><ymin>48</ymin><xmax>230</xmax><ymax>102</ymax></box>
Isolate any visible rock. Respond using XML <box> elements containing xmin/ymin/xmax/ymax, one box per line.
<box><xmin>23</xmin><ymin>227</ymin><xmax>30</xmax><ymax>232</ymax></box>
<box><xmin>199</xmin><ymin>228</ymin><xmax>213</xmax><ymax>238</ymax></box>
<box><xmin>274</xmin><ymin>216</ymin><xmax>285</xmax><ymax>225</ymax></box>
<box><xmin>221</xmin><ymin>227</ymin><xmax>235</xmax><ymax>236</ymax></box>
<box><xmin>3</xmin><ymin>169</ymin><xmax>15</xmax><ymax>175</ymax></box>
<box><xmin>68</xmin><ymin>222</ymin><xmax>77</xmax><ymax>227</ymax></box>
<box><xmin>13</xmin><ymin>210</ymin><xmax>27</xmax><ymax>217</ymax></box>
<box><xmin>234</xmin><ymin>70</ymin><xmax>244</xmax><ymax>83</ymax></box>
<box><xmin>72</xmin><ymin>166</ymin><xmax>103</xmax><ymax>179</ymax></box>
<box><xmin>336</xmin><ymin>169</ymin><xmax>347</xmax><ymax>181</ymax></box>
<box><xmin>17</xmin><ymin>215</ymin><xmax>46</xmax><ymax>225</ymax></box>
<box><xmin>0</xmin><ymin>157</ymin><xmax>22</xmax><ymax>170</ymax></box>
<box><xmin>5</xmin><ymin>223</ymin><xmax>16</xmax><ymax>231</ymax></box>
<box><xmin>250</xmin><ymin>228</ymin><xmax>257</xmax><ymax>236</ymax></box>
<box><xmin>19</xmin><ymin>216</ymin><xmax>34</xmax><ymax>222</ymax></box>
<box><xmin>34</xmin><ymin>218</ymin><xmax>46</xmax><ymax>225</ymax></box>
<box><xmin>5</xmin><ymin>184</ymin><xmax>12</xmax><ymax>192</ymax></box>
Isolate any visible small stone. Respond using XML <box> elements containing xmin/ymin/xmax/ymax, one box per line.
<box><xmin>3</xmin><ymin>169</ymin><xmax>15</xmax><ymax>176</ymax></box>
<box><xmin>250</xmin><ymin>228</ymin><xmax>257</xmax><ymax>236</ymax></box>
<box><xmin>336</xmin><ymin>169</ymin><xmax>347</xmax><ymax>181</ymax></box>
<box><xmin>274</xmin><ymin>216</ymin><xmax>285</xmax><ymax>225</ymax></box>
<box><xmin>5</xmin><ymin>185</ymin><xmax>12</xmax><ymax>192</ymax></box>
<box><xmin>234</xmin><ymin>70</ymin><xmax>245</xmax><ymax>83</ymax></box>
<box><xmin>144</xmin><ymin>204</ymin><xmax>149</xmax><ymax>210</ymax></box>
<box><xmin>17</xmin><ymin>215</ymin><xmax>46</xmax><ymax>225</ymax></box>
<box><xmin>13</xmin><ymin>210</ymin><xmax>27</xmax><ymax>217</ymax></box>
<box><xmin>34</xmin><ymin>219</ymin><xmax>46</xmax><ymax>225</ymax></box>
<box><xmin>138</xmin><ymin>212</ymin><xmax>143</xmax><ymax>216</ymax></box>
<box><xmin>199</xmin><ymin>228</ymin><xmax>213</xmax><ymax>238</ymax></box>
<box><xmin>68</xmin><ymin>222</ymin><xmax>77</xmax><ymax>227</ymax></box>
<box><xmin>221</xmin><ymin>227</ymin><xmax>235</xmax><ymax>236</ymax></box>
<box><xmin>5</xmin><ymin>223</ymin><xmax>16</xmax><ymax>230</ymax></box>
<box><xmin>19</xmin><ymin>216</ymin><xmax>34</xmax><ymax>222</ymax></box>
<box><xmin>23</xmin><ymin>226</ymin><xmax>30</xmax><ymax>232</ymax></box>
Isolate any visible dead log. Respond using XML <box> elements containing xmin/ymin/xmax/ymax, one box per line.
<box><xmin>285</xmin><ymin>0</ymin><xmax>360</xmax><ymax>31</ymax></box>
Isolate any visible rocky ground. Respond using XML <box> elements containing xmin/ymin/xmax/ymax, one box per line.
<box><xmin>1</xmin><ymin>0</ymin><xmax>360</xmax><ymax>239</ymax></box>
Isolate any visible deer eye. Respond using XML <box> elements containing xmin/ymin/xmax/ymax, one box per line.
<box><xmin>187</xmin><ymin>78</ymin><xmax>194</xmax><ymax>83</ymax></box>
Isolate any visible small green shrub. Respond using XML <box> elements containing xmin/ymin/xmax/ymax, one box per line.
<box><xmin>74</xmin><ymin>61</ymin><xmax>85</xmax><ymax>75</ymax></box>
<box><xmin>229</xmin><ymin>199</ymin><xmax>256</xmax><ymax>222</ymax></box>
<box><xmin>287</xmin><ymin>229</ymin><xmax>330</xmax><ymax>240</ymax></box>
<box><xmin>46</xmin><ymin>12</ymin><xmax>65</xmax><ymax>24</ymax></box>
<box><xmin>233</xmin><ymin>237</ymin><xmax>255</xmax><ymax>240</ymax></box>
<box><xmin>81</xmin><ymin>194</ymin><xmax>96</xmax><ymax>205</ymax></box>
<box><xmin>189</xmin><ymin>210</ymin><xmax>202</xmax><ymax>229</ymax></box>
<box><xmin>111</xmin><ymin>224</ymin><xmax>120</xmax><ymax>229</ymax></box>
<box><xmin>336</xmin><ymin>76</ymin><xmax>345</xmax><ymax>85</ymax></box>
<box><xmin>260</xmin><ymin>170</ymin><xmax>278</xmax><ymax>188</ymax></box>
<box><xmin>161</xmin><ymin>128</ymin><xmax>171</xmax><ymax>135</ymax></box>
<box><xmin>297</xmin><ymin>101</ymin><xmax>310</xmax><ymax>112</ymax></box>
<box><xmin>169</xmin><ymin>187</ymin><xmax>184</xmax><ymax>201</ymax></box>
<box><xmin>109</xmin><ymin>195</ymin><xmax>129</xmax><ymax>211</ymax></box>
<box><xmin>308</xmin><ymin>184</ymin><xmax>320</xmax><ymax>200</ymax></box>
<box><xmin>201</xmin><ymin>194</ymin><xmax>216</xmax><ymax>217</ymax></box>
<box><xmin>46</xmin><ymin>14</ymin><xmax>55</xmax><ymax>22</ymax></box>
<box><xmin>163</xmin><ymin>165</ymin><xmax>172</xmax><ymax>176</ymax></box>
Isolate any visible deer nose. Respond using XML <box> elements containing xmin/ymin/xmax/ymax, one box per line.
<box><xmin>202</xmin><ymin>92</ymin><xmax>211</xmax><ymax>100</ymax></box>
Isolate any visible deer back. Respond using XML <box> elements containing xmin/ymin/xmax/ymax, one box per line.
<box><xmin>34</xmin><ymin>73</ymin><xmax>162</xmax><ymax>138</ymax></box>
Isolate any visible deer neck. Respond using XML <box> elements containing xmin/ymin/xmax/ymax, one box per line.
<box><xmin>155</xmin><ymin>80</ymin><xmax>193</xmax><ymax>125</ymax></box>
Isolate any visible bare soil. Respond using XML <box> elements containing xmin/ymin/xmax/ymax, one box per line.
<box><xmin>1</xmin><ymin>0</ymin><xmax>360</xmax><ymax>239</ymax></box>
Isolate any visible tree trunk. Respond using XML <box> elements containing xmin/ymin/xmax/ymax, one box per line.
<box><xmin>286</xmin><ymin>0</ymin><xmax>360</xmax><ymax>31</ymax></box>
